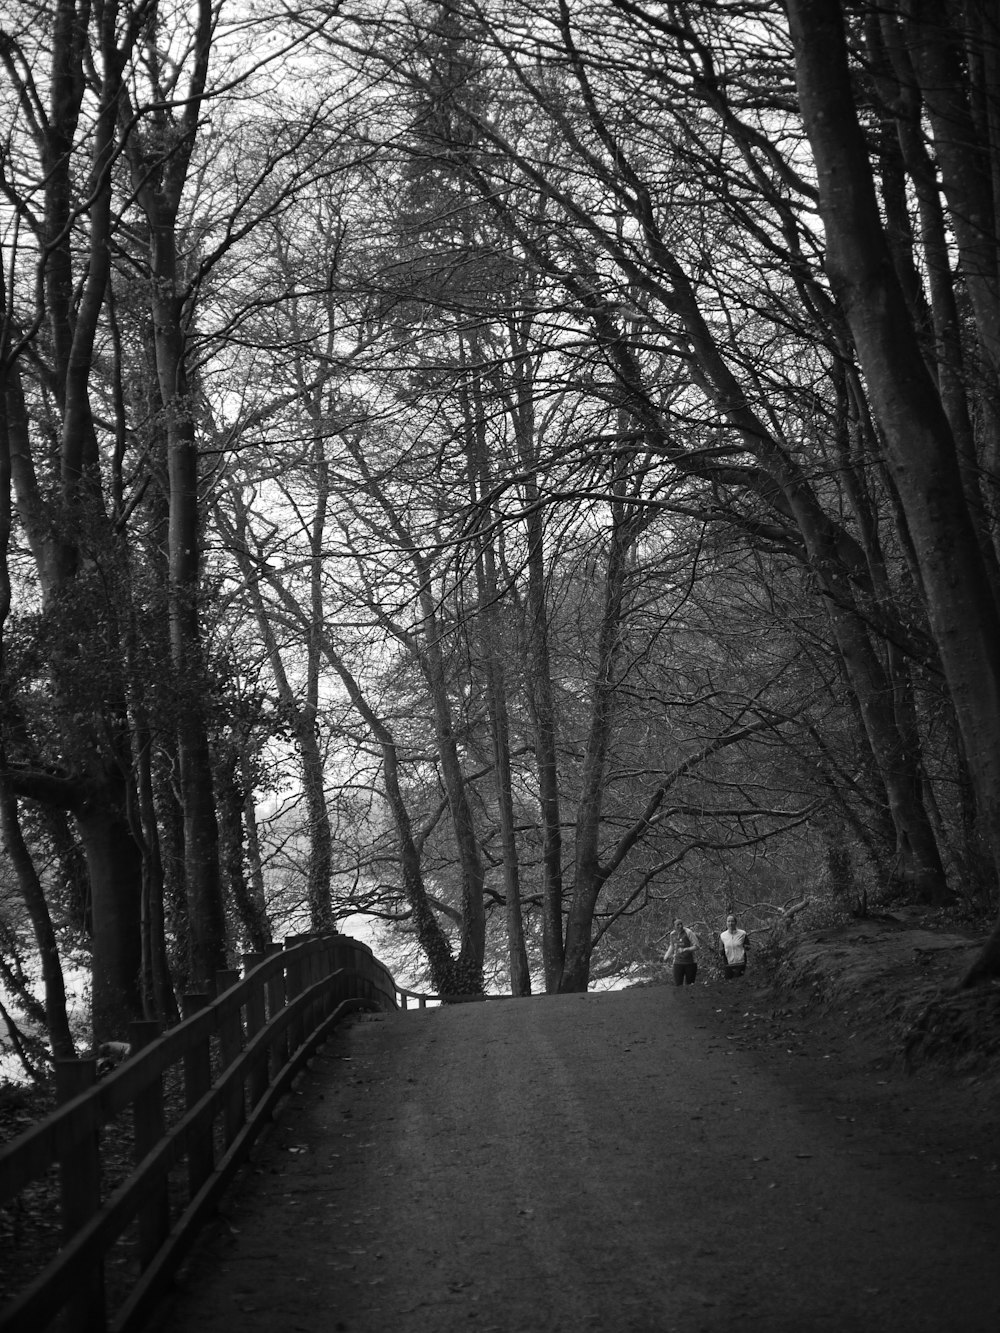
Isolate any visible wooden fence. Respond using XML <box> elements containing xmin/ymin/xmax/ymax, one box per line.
<box><xmin>0</xmin><ymin>932</ymin><xmax>407</xmax><ymax>1333</ymax></box>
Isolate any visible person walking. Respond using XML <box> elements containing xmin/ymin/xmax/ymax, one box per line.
<box><xmin>719</xmin><ymin>913</ymin><xmax>749</xmax><ymax>979</ymax></box>
<box><xmin>665</xmin><ymin>920</ymin><xmax>699</xmax><ymax>986</ymax></box>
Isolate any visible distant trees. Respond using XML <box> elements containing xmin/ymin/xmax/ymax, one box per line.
<box><xmin>326</xmin><ymin>0</ymin><xmax>999</xmax><ymax>980</ymax></box>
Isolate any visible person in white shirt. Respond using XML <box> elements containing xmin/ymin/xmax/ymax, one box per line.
<box><xmin>719</xmin><ymin>914</ymin><xmax>749</xmax><ymax>979</ymax></box>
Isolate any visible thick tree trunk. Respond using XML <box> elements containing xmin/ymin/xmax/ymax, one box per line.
<box><xmin>559</xmin><ymin>877</ymin><xmax>605</xmax><ymax>994</ymax></box>
<box><xmin>560</xmin><ymin>511</ymin><xmax>635</xmax><ymax>992</ymax></box>
<box><xmin>901</xmin><ymin>2</ymin><xmax>1000</xmax><ymax>377</ymax></box>
<box><xmin>76</xmin><ymin>802</ymin><xmax>144</xmax><ymax>1041</ymax></box>
<box><xmin>787</xmin><ymin>0</ymin><xmax>1000</xmax><ymax>982</ymax></box>
<box><xmin>132</xmin><ymin>711</ymin><xmax>178</xmax><ymax>1024</ymax></box>
<box><xmin>823</xmin><ymin>598</ymin><xmax>947</xmax><ymax>902</ymax></box>
<box><xmin>170</xmin><ymin>490</ymin><xmax>225</xmax><ymax>988</ymax></box>
<box><xmin>874</xmin><ymin>11</ymin><xmax>1000</xmax><ymax>600</ymax></box>
<box><xmin>176</xmin><ymin>704</ymin><xmax>225</xmax><ymax>986</ymax></box>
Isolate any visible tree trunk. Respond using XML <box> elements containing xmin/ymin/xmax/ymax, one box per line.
<box><xmin>222</xmin><ymin>494</ymin><xmax>334</xmax><ymax>934</ymax></box>
<box><xmin>305</xmin><ymin>408</ymin><xmax>335</xmax><ymax>931</ymax></box>
<box><xmin>597</xmin><ymin>192</ymin><xmax>950</xmax><ymax>908</ymax></box>
<box><xmin>873</xmin><ymin>10</ymin><xmax>1000</xmax><ymax>601</ymax></box>
<box><xmin>300</xmin><ymin>720</ymin><xmax>335</xmax><ymax>932</ymax></box>
<box><xmin>463</xmin><ymin>363</ymin><xmax>531</xmax><ymax>995</ymax></box>
<box><xmin>901</xmin><ymin>2</ymin><xmax>1000</xmax><ymax>377</ymax></box>
<box><xmin>116</xmin><ymin>0</ymin><xmax>223</xmax><ymax>989</ymax></box>
<box><xmin>132</xmin><ymin>709</ymin><xmax>178</xmax><ymax>1024</ymax></box>
<box><xmin>76</xmin><ymin>802</ymin><xmax>144</xmax><ymax>1041</ymax></box>
<box><xmin>176</xmin><ymin>703</ymin><xmax>225</xmax><ymax>986</ymax></box>
<box><xmin>480</xmin><ymin>503</ymin><xmax>532</xmax><ymax>990</ymax></box>
<box><xmin>489</xmin><ymin>682</ymin><xmax>532</xmax><ymax>997</ymax></box>
<box><xmin>525</xmin><ymin>525</ymin><xmax>566</xmax><ymax>992</ymax></box>
<box><xmin>415</xmin><ymin>605</ymin><xmax>488</xmax><ymax>988</ymax></box>
<box><xmin>1</xmin><ymin>10</ymin><xmax>147</xmax><ymax>1042</ymax></box>
<box><xmin>240</xmin><ymin>767</ymin><xmax>274</xmax><ymax>954</ymax></box>
<box><xmin>560</xmin><ymin>507</ymin><xmax>636</xmax><ymax>992</ymax></box>
<box><xmin>151</xmin><ymin>738</ymin><xmax>190</xmax><ymax>992</ymax></box>
<box><xmin>823</xmin><ymin>596</ymin><xmax>948</xmax><ymax>902</ymax></box>
<box><xmin>216</xmin><ymin>741</ymin><xmax>273</xmax><ymax>954</ymax></box>
<box><xmin>505</xmin><ymin>322</ymin><xmax>565</xmax><ymax>990</ymax></box>
<box><xmin>316</xmin><ymin>632</ymin><xmax>472</xmax><ymax>994</ymax></box>
<box><xmin>0</xmin><ymin>783</ymin><xmax>75</xmax><ymax>1058</ymax></box>
<box><xmin>144</xmin><ymin>224</ymin><xmax>225</xmax><ymax>988</ymax></box>
<box><xmin>351</xmin><ymin>455</ymin><xmax>489</xmax><ymax>990</ymax></box>
<box><xmin>787</xmin><ymin>0</ymin><xmax>1000</xmax><ymax>982</ymax></box>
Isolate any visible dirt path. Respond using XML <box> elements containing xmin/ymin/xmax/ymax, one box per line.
<box><xmin>149</xmin><ymin>984</ymin><xmax>1000</xmax><ymax>1333</ymax></box>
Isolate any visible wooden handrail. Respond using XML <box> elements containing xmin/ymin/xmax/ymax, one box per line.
<box><xmin>395</xmin><ymin>988</ymin><xmax>498</xmax><ymax>1008</ymax></box>
<box><xmin>0</xmin><ymin>932</ymin><xmax>398</xmax><ymax>1333</ymax></box>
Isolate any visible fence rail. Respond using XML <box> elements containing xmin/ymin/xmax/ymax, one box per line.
<box><xmin>0</xmin><ymin>932</ymin><xmax>405</xmax><ymax>1333</ymax></box>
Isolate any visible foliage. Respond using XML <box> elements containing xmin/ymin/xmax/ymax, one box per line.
<box><xmin>3</xmin><ymin>1</ymin><xmax>1000</xmax><ymax>1067</ymax></box>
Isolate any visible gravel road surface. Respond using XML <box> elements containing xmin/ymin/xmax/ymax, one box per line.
<box><xmin>148</xmin><ymin>985</ymin><xmax>1000</xmax><ymax>1333</ymax></box>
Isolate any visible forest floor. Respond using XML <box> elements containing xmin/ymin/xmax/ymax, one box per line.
<box><xmin>697</xmin><ymin>903</ymin><xmax>1000</xmax><ymax>1193</ymax></box>
<box><xmin>754</xmin><ymin>902</ymin><xmax>1000</xmax><ymax>1086</ymax></box>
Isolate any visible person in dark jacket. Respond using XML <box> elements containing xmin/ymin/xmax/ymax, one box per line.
<box><xmin>665</xmin><ymin>920</ymin><xmax>699</xmax><ymax>986</ymax></box>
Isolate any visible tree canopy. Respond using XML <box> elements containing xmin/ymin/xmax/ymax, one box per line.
<box><xmin>2</xmin><ymin>0</ymin><xmax>999</xmax><ymax>1067</ymax></box>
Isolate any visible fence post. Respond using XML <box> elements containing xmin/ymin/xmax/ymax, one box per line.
<box><xmin>339</xmin><ymin>941</ymin><xmax>356</xmax><ymax>1000</ymax></box>
<box><xmin>130</xmin><ymin>1020</ymin><xmax>168</xmax><ymax>1270</ymax></box>
<box><xmin>216</xmin><ymin>970</ymin><xmax>244</xmax><ymax>1150</ymax></box>
<box><xmin>284</xmin><ymin>937</ymin><xmax>305</xmax><ymax>1055</ymax></box>
<box><xmin>331</xmin><ymin>938</ymin><xmax>351</xmax><ymax>1005</ymax></box>
<box><xmin>316</xmin><ymin>940</ymin><xmax>332</xmax><ymax>1024</ymax></box>
<box><xmin>265</xmin><ymin>944</ymin><xmax>287</xmax><ymax>1077</ymax></box>
<box><xmin>243</xmin><ymin>952</ymin><xmax>267</xmax><ymax>1111</ymax></box>
<box><xmin>182</xmin><ymin>993</ymin><xmax>213</xmax><ymax>1199</ymax></box>
<box><xmin>300</xmin><ymin>942</ymin><xmax>317</xmax><ymax>1036</ymax></box>
<box><xmin>312</xmin><ymin>938</ymin><xmax>326</xmax><ymax>1029</ymax></box>
<box><xmin>55</xmin><ymin>1057</ymin><xmax>104</xmax><ymax>1331</ymax></box>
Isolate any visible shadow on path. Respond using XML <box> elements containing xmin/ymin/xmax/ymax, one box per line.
<box><xmin>148</xmin><ymin>986</ymin><xmax>1000</xmax><ymax>1333</ymax></box>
